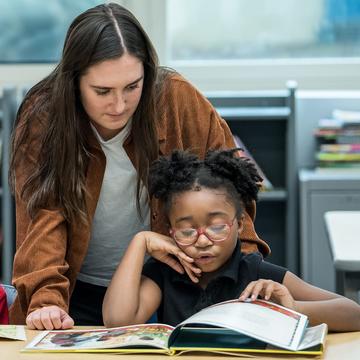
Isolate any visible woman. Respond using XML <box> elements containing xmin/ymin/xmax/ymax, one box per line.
<box><xmin>9</xmin><ymin>3</ymin><xmax>269</xmax><ymax>329</ymax></box>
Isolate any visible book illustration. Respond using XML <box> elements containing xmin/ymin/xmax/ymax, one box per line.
<box><xmin>27</xmin><ymin>324</ymin><xmax>173</xmax><ymax>351</ymax></box>
<box><xmin>0</xmin><ymin>325</ymin><xmax>27</xmax><ymax>341</ymax></box>
<box><xmin>232</xmin><ymin>135</ymin><xmax>273</xmax><ymax>190</ymax></box>
<box><xmin>23</xmin><ymin>299</ymin><xmax>327</xmax><ymax>356</ymax></box>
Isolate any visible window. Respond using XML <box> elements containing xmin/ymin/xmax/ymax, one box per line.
<box><xmin>0</xmin><ymin>0</ymin><xmax>103</xmax><ymax>63</ymax></box>
<box><xmin>129</xmin><ymin>0</ymin><xmax>359</xmax><ymax>90</ymax></box>
<box><xmin>167</xmin><ymin>0</ymin><xmax>360</xmax><ymax>61</ymax></box>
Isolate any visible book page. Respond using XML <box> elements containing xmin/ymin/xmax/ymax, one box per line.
<box><xmin>0</xmin><ymin>325</ymin><xmax>26</xmax><ymax>341</ymax></box>
<box><xmin>24</xmin><ymin>324</ymin><xmax>173</xmax><ymax>351</ymax></box>
<box><xmin>296</xmin><ymin>323</ymin><xmax>328</xmax><ymax>350</ymax></box>
<box><xmin>177</xmin><ymin>299</ymin><xmax>308</xmax><ymax>351</ymax></box>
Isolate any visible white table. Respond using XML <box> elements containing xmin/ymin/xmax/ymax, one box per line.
<box><xmin>324</xmin><ymin>211</ymin><xmax>360</xmax><ymax>301</ymax></box>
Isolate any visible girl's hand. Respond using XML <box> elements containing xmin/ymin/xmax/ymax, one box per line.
<box><xmin>239</xmin><ymin>279</ymin><xmax>296</xmax><ymax>310</ymax></box>
<box><xmin>26</xmin><ymin>305</ymin><xmax>74</xmax><ymax>330</ymax></box>
<box><xmin>141</xmin><ymin>231</ymin><xmax>201</xmax><ymax>283</ymax></box>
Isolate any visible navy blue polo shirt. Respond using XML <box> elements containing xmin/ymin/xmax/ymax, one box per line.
<box><xmin>142</xmin><ymin>241</ymin><xmax>287</xmax><ymax>326</ymax></box>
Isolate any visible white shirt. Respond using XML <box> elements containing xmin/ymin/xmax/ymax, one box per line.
<box><xmin>78</xmin><ymin>121</ymin><xmax>150</xmax><ymax>287</ymax></box>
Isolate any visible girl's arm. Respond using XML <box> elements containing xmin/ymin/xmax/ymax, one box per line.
<box><xmin>102</xmin><ymin>231</ymin><xmax>198</xmax><ymax>327</ymax></box>
<box><xmin>240</xmin><ymin>272</ymin><xmax>360</xmax><ymax>331</ymax></box>
<box><xmin>283</xmin><ymin>271</ymin><xmax>360</xmax><ymax>331</ymax></box>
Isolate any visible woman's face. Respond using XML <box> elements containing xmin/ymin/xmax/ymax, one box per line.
<box><xmin>168</xmin><ymin>187</ymin><xmax>244</xmax><ymax>273</ymax></box>
<box><xmin>79</xmin><ymin>53</ymin><xmax>144</xmax><ymax>140</ymax></box>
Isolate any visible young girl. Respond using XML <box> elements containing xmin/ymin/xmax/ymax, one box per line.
<box><xmin>103</xmin><ymin>149</ymin><xmax>360</xmax><ymax>331</ymax></box>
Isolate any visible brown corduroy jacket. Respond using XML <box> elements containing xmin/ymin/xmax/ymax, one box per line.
<box><xmin>10</xmin><ymin>73</ymin><xmax>270</xmax><ymax>324</ymax></box>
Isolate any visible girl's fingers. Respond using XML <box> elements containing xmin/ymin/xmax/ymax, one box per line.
<box><xmin>145</xmin><ymin>233</ymin><xmax>200</xmax><ymax>282</ymax></box>
<box><xmin>264</xmin><ymin>282</ymin><xmax>275</xmax><ymax>300</ymax></box>
<box><xmin>160</xmin><ymin>254</ymin><xmax>185</xmax><ymax>274</ymax></box>
<box><xmin>239</xmin><ymin>281</ymin><xmax>257</xmax><ymax>301</ymax></box>
<box><xmin>167</xmin><ymin>245</ymin><xmax>200</xmax><ymax>274</ymax></box>
<box><xmin>239</xmin><ymin>280</ymin><xmax>274</xmax><ymax>301</ymax></box>
<box><xmin>239</xmin><ymin>279</ymin><xmax>295</xmax><ymax>309</ymax></box>
<box><xmin>184</xmin><ymin>266</ymin><xmax>199</xmax><ymax>283</ymax></box>
<box><xmin>161</xmin><ymin>242</ymin><xmax>194</xmax><ymax>264</ymax></box>
<box><xmin>177</xmin><ymin>251</ymin><xmax>194</xmax><ymax>263</ymax></box>
<box><xmin>180</xmin><ymin>259</ymin><xmax>201</xmax><ymax>283</ymax></box>
<box><xmin>249</xmin><ymin>281</ymin><xmax>266</xmax><ymax>300</ymax></box>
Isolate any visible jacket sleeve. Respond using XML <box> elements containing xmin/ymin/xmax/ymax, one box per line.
<box><xmin>158</xmin><ymin>74</ymin><xmax>270</xmax><ymax>257</ymax></box>
<box><xmin>11</xmin><ymin>104</ymin><xmax>70</xmax><ymax>320</ymax></box>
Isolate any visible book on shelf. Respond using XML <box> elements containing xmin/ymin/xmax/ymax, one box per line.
<box><xmin>315</xmin><ymin>166</ymin><xmax>360</xmax><ymax>174</ymax></box>
<box><xmin>23</xmin><ymin>299</ymin><xmax>327</xmax><ymax>356</ymax></box>
<box><xmin>314</xmin><ymin>129</ymin><xmax>360</xmax><ymax>144</ymax></box>
<box><xmin>316</xmin><ymin>152</ymin><xmax>360</xmax><ymax>162</ymax></box>
<box><xmin>320</xmin><ymin>144</ymin><xmax>360</xmax><ymax>153</ymax></box>
<box><xmin>232</xmin><ymin>135</ymin><xmax>274</xmax><ymax>191</ymax></box>
<box><xmin>314</xmin><ymin>110</ymin><xmax>360</xmax><ymax>169</ymax></box>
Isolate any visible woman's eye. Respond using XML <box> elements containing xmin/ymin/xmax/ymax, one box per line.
<box><xmin>126</xmin><ymin>84</ymin><xmax>139</xmax><ymax>92</ymax></box>
<box><xmin>95</xmin><ymin>89</ymin><xmax>110</xmax><ymax>96</ymax></box>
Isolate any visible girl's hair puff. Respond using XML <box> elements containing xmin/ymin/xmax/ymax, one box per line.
<box><xmin>149</xmin><ymin>148</ymin><xmax>263</xmax><ymax>216</ymax></box>
<box><xmin>204</xmin><ymin>148</ymin><xmax>262</xmax><ymax>205</ymax></box>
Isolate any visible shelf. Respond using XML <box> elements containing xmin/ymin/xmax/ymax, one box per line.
<box><xmin>216</xmin><ymin>107</ymin><xmax>290</xmax><ymax>120</ymax></box>
<box><xmin>258</xmin><ymin>189</ymin><xmax>287</xmax><ymax>201</ymax></box>
<box><xmin>207</xmin><ymin>84</ymin><xmax>297</xmax><ymax>272</ymax></box>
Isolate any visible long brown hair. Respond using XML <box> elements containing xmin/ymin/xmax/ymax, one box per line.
<box><xmin>9</xmin><ymin>3</ymin><xmax>161</xmax><ymax>223</ymax></box>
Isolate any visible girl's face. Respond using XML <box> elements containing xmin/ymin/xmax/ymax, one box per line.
<box><xmin>79</xmin><ymin>53</ymin><xmax>144</xmax><ymax>141</ymax></box>
<box><xmin>168</xmin><ymin>187</ymin><xmax>244</xmax><ymax>273</ymax></box>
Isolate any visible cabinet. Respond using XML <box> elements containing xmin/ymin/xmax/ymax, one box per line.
<box><xmin>0</xmin><ymin>86</ymin><xmax>17</xmax><ymax>284</ymax></box>
<box><xmin>206</xmin><ymin>84</ymin><xmax>297</xmax><ymax>272</ymax></box>
<box><xmin>299</xmin><ymin>169</ymin><xmax>360</xmax><ymax>292</ymax></box>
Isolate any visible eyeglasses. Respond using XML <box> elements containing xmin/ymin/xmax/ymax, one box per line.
<box><xmin>170</xmin><ymin>217</ymin><xmax>237</xmax><ymax>246</ymax></box>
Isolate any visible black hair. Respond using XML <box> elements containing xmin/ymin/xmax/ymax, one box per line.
<box><xmin>148</xmin><ymin>148</ymin><xmax>263</xmax><ymax>216</ymax></box>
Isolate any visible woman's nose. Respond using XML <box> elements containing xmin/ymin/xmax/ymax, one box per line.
<box><xmin>113</xmin><ymin>93</ymin><xmax>126</xmax><ymax>114</ymax></box>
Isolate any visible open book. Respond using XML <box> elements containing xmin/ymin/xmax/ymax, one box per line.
<box><xmin>23</xmin><ymin>299</ymin><xmax>327</xmax><ymax>356</ymax></box>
